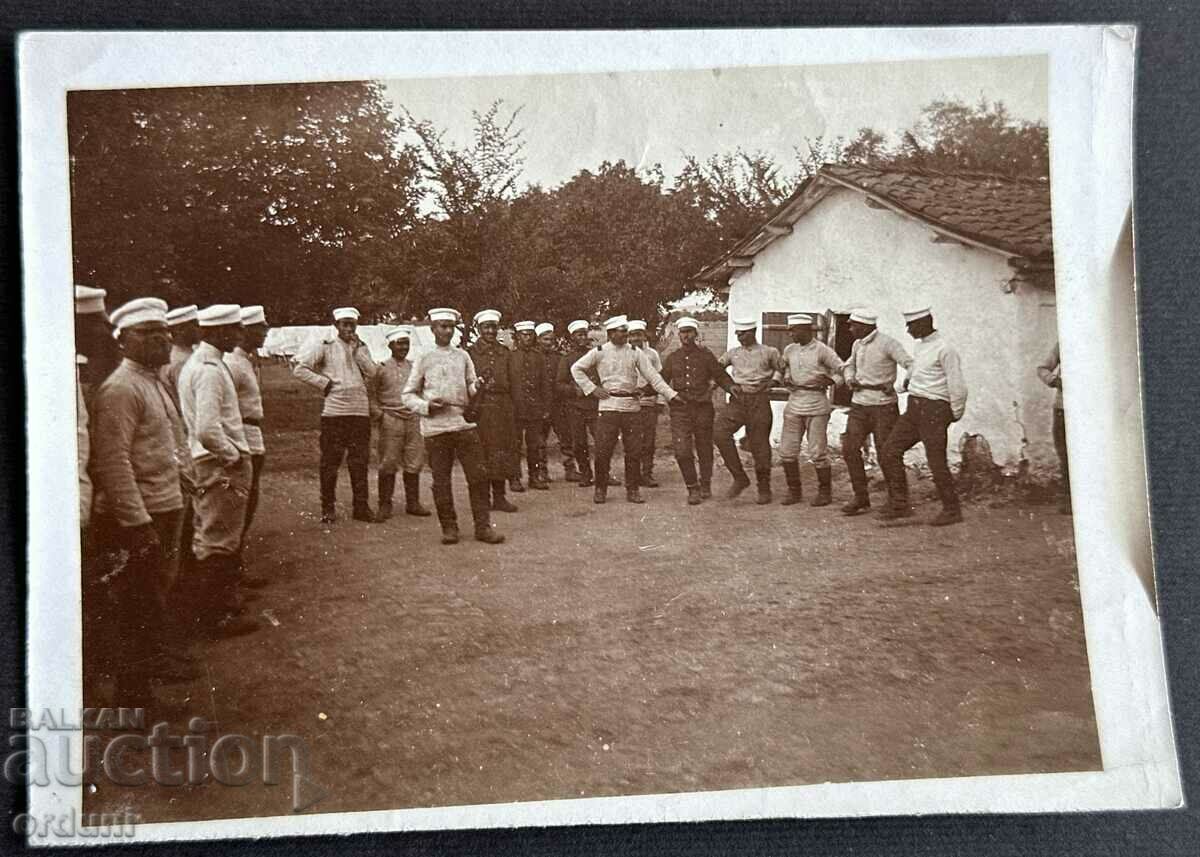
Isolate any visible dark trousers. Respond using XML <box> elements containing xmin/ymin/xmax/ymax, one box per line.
<box><xmin>668</xmin><ymin>399</ymin><xmax>715</xmax><ymax>486</ymax></box>
<box><xmin>319</xmin><ymin>415</ymin><xmax>371</xmax><ymax>512</ymax></box>
<box><xmin>515</xmin><ymin>416</ymin><xmax>547</xmax><ymax>477</ymax></box>
<box><xmin>636</xmin><ymin>405</ymin><xmax>661</xmax><ymax>478</ymax></box>
<box><xmin>425</xmin><ymin>428</ymin><xmax>491</xmax><ymax>531</ymax></box>
<box><xmin>594</xmin><ymin>411</ymin><xmax>642</xmax><ymax>489</ymax></box>
<box><xmin>714</xmin><ymin>391</ymin><xmax>774</xmax><ymax>477</ymax></box>
<box><xmin>241</xmin><ymin>453</ymin><xmax>265</xmax><ymax>548</ymax></box>
<box><xmin>87</xmin><ymin>509</ymin><xmax>184</xmax><ymax>693</ymax></box>
<box><xmin>1052</xmin><ymin>408</ymin><xmax>1069</xmax><ymax>495</ymax></box>
<box><xmin>541</xmin><ymin>404</ymin><xmax>576</xmax><ymax>468</ymax></box>
<box><xmin>880</xmin><ymin>396</ymin><xmax>958</xmax><ymax>510</ymax></box>
<box><xmin>842</xmin><ymin>402</ymin><xmax>900</xmax><ymax>498</ymax></box>
<box><xmin>567</xmin><ymin>408</ymin><xmax>598</xmax><ymax>477</ymax></box>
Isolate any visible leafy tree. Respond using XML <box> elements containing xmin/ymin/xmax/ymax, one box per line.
<box><xmin>531</xmin><ymin>161</ymin><xmax>717</xmax><ymax>330</ymax></box>
<box><xmin>398</xmin><ymin>100</ymin><xmax>528</xmax><ymax>318</ymax></box>
<box><xmin>68</xmin><ymin>81</ymin><xmax>421</xmax><ymax>323</ymax></box>
<box><xmin>674</xmin><ymin>148</ymin><xmax>796</xmax><ymax>252</ymax></box>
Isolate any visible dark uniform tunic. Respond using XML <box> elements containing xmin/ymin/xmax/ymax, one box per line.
<box><xmin>467</xmin><ymin>339</ymin><xmax>520</xmax><ymax>481</ymax></box>
<box><xmin>557</xmin><ymin>343</ymin><xmax>600</xmax><ymax>478</ymax></box>
<box><xmin>540</xmin><ymin>348</ymin><xmax>575</xmax><ymax>470</ymax></box>
<box><xmin>661</xmin><ymin>344</ymin><xmax>735</xmax><ymax>487</ymax></box>
<box><xmin>509</xmin><ymin>345</ymin><xmax>549</xmax><ymax>477</ymax></box>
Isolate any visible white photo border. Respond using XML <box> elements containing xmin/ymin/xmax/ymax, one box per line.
<box><xmin>18</xmin><ymin>26</ymin><xmax>1178</xmax><ymax>845</ymax></box>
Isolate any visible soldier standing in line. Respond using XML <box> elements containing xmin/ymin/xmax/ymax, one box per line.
<box><xmin>162</xmin><ymin>303</ymin><xmax>202</xmax><ymax>573</ymax></box>
<box><xmin>178</xmin><ymin>304</ymin><xmax>259</xmax><ymax>636</ymax></box>
<box><xmin>162</xmin><ymin>304</ymin><xmax>200</xmax><ymax>405</ymax></box>
<box><xmin>1037</xmin><ymin>340</ymin><xmax>1071</xmax><ymax>515</ymax></box>
<box><xmin>839</xmin><ymin>308</ymin><xmax>913</xmax><ymax>517</ymax></box>
<box><xmin>370</xmin><ymin>325</ymin><xmax>431</xmax><ymax>520</ymax></box>
<box><xmin>570</xmin><ymin>315</ymin><xmax>679</xmax><ymax>504</ymax></box>
<box><xmin>75</xmin><ymin>285</ymin><xmax>121</xmax><ymax>403</ymax></box>
<box><xmin>659</xmin><ymin>317</ymin><xmax>737</xmax><ymax>505</ymax></box>
<box><xmin>90</xmin><ymin>298</ymin><xmax>197</xmax><ymax>700</ymax></box>
<box><xmin>878</xmin><ymin>304</ymin><xmax>968</xmax><ymax>526</ymax></box>
<box><xmin>778</xmin><ymin>313</ymin><xmax>844</xmax><ymax>508</ymax></box>
<box><xmin>402</xmin><ymin>308</ymin><xmax>505</xmax><ymax>546</ymax></box>
<box><xmin>74</xmin><ymin>286</ymin><xmax>110</xmax><ymax>538</ymax></box>
<box><xmin>628</xmin><ymin>319</ymin><xmax>666</xmax><ymax>488</ymax></box>
<box><xmin>510</xmin><ymin>320</ymin><xmax>550</xmax><ymax>490</ymax></box>
<box><xmin>468</xmin><ymin>309</ymin><xmax>521</xmax><ymax>512</ymax></box>
<box><xmin>713</xmin><ymin>318</ymin><xmax>786</xmax><ymax>505</ymax></box>
<box><xmin>537</xmin><ymin>322</ymin><xmax>579</xmax><ymax>482</ymax></box>
<box><xmin>292</xmin><ymin>306</ymin><xmax>379</xmax><ymax>523</ymax></box>
<box><xmin>224</xmin><ymin>305</ymin><xmax>270</xmax><ymax>551</ymax></box>
<box><xmin>557</xmin><ymin>320</ymin><xmax>604</xmax><ymax>488</ymax></box>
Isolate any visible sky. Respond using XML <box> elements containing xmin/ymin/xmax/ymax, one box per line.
<box><xmin>382</xmin><ymin>54</ymin><xmax>1048</xmax><ymax>192</ymax></box>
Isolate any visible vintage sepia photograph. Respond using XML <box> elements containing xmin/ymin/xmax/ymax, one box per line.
<box><xmin>18</xmin><ymin>27</ymin><xmax>1176</xmax><ymax>843</ymax></box>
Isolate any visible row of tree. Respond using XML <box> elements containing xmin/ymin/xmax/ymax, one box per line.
<box><xmin>68</xmin><ymin>82</ymin><xmax>1048</xmax><ymax>329</ymax></box>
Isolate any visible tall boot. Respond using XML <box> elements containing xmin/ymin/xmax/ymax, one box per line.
<box><xmin>470</xmin><ymin>482</ymin><xmax>505</xmax><ymax>544</ymax></box>
<box><xmin>376</xmin><ymin>472</ymin><xmax>396</xmax><ymax>521</ymax></box>
<box><xmin>491</xmin><ymin>479</ymin><xmax>518</xmax><ymax>513</ymax></box>
<box><xmin>811</xmin><ymin>466</ymin><xmax>833</xmax><ymax>507</ymax></box>
<box><xmin>403</xmin><ymin>472</ymin><xmax>431</xmax><ymax>516</ymax></box>
<box><xmin>716</xmin><ymin>437</ymin><xmax>750</xmax><ymax>498</ymax></box>
<box><xmin>755</xmin><ymin>469</ymin><xmax>773</xmax><ymax>505</ymax></box>
<box><xmin>780</xmin><ymin>461</ymin><xmax>803</xmax><ymax>506</ymax></box>
<box><xmin>578</xmin><ymin>459</ymin><xmax>594</xmax><ymax>487</ymax></box>
<box><xmin>564</xmin><ymin>460</ymin><xmax>581</xmax><ymax>482</ymax></box>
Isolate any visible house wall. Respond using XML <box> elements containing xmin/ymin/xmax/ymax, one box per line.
<box><xmin>724</xmin><ymin>187</ymin><xmax>1058</xmax><ymax>468</ymax></box>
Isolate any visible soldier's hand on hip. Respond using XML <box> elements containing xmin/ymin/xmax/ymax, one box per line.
<box><xmin>593</xmin><ymin>387</ymin><xmax>612</xmax><ymax>400</ymax></box>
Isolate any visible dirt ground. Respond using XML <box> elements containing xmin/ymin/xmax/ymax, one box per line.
<box><xmin>83</xmin><ymin>362</ymin><xmax>1100</xmax><ymax>823</ymax></box>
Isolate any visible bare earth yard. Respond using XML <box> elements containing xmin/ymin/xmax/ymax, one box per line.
<box><xmin>84</xmin><ymin>363</ymin><xmax>1099</xmax><ymax>822</ymax></box>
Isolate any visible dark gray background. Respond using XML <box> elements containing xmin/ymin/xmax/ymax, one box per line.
<box><xmin>1</xmin><ymin>3</ymin><xmax>1196</xmax><ymax>854</ymax></box>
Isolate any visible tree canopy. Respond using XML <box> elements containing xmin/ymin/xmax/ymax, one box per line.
<box><xmin>68</xmin><ymin>87</ymin><xmax>1048</xmax><ymax>330</ymax></box>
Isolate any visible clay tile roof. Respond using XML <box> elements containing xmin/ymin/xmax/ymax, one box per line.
<box><xmin>692</xmin><ymin>163</ymin><xmax>1054</xmax><ymax>285</ymax></box>
<box><xmin>820</xmin><ymin>164</ymin><xmax>1053</xmax><ymax>260</ymax></box>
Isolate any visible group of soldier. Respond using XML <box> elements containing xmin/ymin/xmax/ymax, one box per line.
<box><xmin>297</xmin><ymin>302</ymin><xmax>984</xmax><ymax>549</ymax></box>
<box><xmin>74</xmin><ymin>281</ymin><xmax>1070</xmax><ymax>698</ymax></box>
<box><xmin>76</xmin><ymin>287</ymin><xmax>271</xmax><ymax>702</ymax></box>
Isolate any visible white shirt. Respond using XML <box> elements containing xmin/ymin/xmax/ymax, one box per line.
<box><xmin>178</xmin><ymin>341</ymin><xmax>250</xmax><ymax>464</ymax></box>
<box><xmin>571</xmin><ymin>341</ymin><xmax>678</xmax><ymax>413</ymax></box>
<box><xmin>906</xmin><ymin>331</ymin><xmax>968</xmax><ymax>419</ymax></box>
<box><xmin>224</xmin><ymin>346</ymin><xmax>265</xmax><ymax>455</ymax></box>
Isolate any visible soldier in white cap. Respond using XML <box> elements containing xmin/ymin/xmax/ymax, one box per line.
<box><xmin>162</xmin><ymin>304</ymin><xmax>200</xmax><ymax>407</ymax></box>
<box><xmin>90</xmin><ymin>297</ymin><xmax>197</xmax><ymax>696</ymax></box>
<box><xmin>510</xmin><ymin>319</ymin><xmax>551</xmax><ymax>490</ymax></box>
<box><xmin>570</xmin><ymin>315</ymin><xmax>679</xmax><ymax>504</ymax></box>
<box><xmin>73</xmin><ymin>285</ymin><xmax>110</xmax><ymax>537</ymax></box>
<box><xmin>468</xmin><ymin>308</ymin><xmax>521</xmax><ymax>511</ymax></box>
<box><xmin>225</xmin><ymin>306</ymin><xmax>270</xmax><ymax>552</ymax></box>
<box><xmin>878</xmin><ymin>304</ymin><xmax>968</xmax><ymax>526</ymax></box>
<box><xmin>1037</xmin><ymin>340</ymin><xmax>1070</xmax><ymax>514</ymax></box>
<box><xmin>840</xmin><ymin>308</ymin><xmax>913</xmax><ymax>516</ymax></box>
<box><xmin>75</xmin><ymin>285</ymin><xmax>120</xmax><ymax>404</ymax></box>
<box><xmin>660</xmin><ymin>317</ymin><xmax>737</xmax><ymax>504</ymax></box>
<box><xmin>537</xmin><ymin>321</ymin><xmax>579</xmax><ymax>482</ymax></box>
<box><xmin>293</xmin><ymin>306</ymin><xmax>380</xmax><ymax>523</ymax></box>
<box><xmin>370</xmin><ymin>325</ymin><xmax>430</xmax><ymax>520</ymax></box>
<box><xmin>178</xmin><ymin>304</ymin><xmax>258</xmax><ymax>637</ymax></box>
<box><xmin>714</xmin><ymin>318</ymin><xmax>785</xmax><ymax>504</ymax></box>
<box><xmin>402</xmin><ymin>308</ymin><xmax>505</xmax><ymax>545</ymax></box>
<box><xmin>160</xmin><ymin>303</ymin><xmax>203</xmax><ymax>576</ymax></box>
<box><xmin>556</xmin><ymin>320</ymin><xmax>604</xmax><ymax>487</ymax></box>
<box><xmin>628</xmin><ymin>320</ymin><xmax>666</xmax><ymax>488</ymax></box>
<box><xmin>779</xmin><ymin>313</ymin><xmax>844</xmax><ymax>507</ymax></box>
